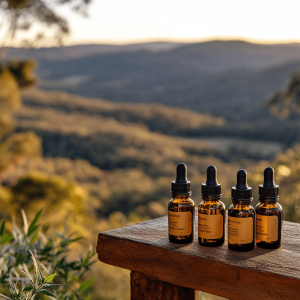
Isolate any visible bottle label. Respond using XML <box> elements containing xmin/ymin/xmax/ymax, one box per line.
<box><xmin>198</xmin><ymin>213</ymin><xmax>223</xmax><ymax>239</ymax></box>
<box><xmin>256</xmin><ymin>215</ymin><xmax>278</xmax><ymax>242</ymax></box>
<box><xmin>168</xmin><ymin>211</ymin><xmax>192</xmax><ymax>236</ymax></box>
<box><xmin>228</xmin><ymin>216</ymin><xmax>253</xmax><ymax>244</ymax></box>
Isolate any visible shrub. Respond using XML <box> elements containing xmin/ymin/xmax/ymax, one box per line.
<box><xmin>0</xmin><ymin>209</ymin><xmax>95</xmax><ymax>300</ymax></box>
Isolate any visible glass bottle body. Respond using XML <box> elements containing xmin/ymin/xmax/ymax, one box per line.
<box><xmin>168</xmin><ymin>194</ymin><xmax>194</xmax><ymax>244</ymax></box>
<box><xmin>198</xmin><ymin>196</ymin><xmax>225</xmax><ymax>247</ymax></box>
<box><xmin>255</xmin><ymin>200</ymin><xmax>282</xmax><ymax>249</ymax></box>
<box><xmin>228</xmin><ymin>201</ymin><xmax>255</xmax><ymax>252</ymax></box>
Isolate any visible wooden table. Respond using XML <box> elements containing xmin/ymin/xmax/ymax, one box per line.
<box><xmin>97</xmin><ymin>213</ymin><xmax>300</xmax><ymax>300</ymax></box>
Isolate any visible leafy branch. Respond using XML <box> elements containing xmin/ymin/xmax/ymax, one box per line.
<box><xmin>0</xmin><ymin>0</ymin><xmax>92</xmax><ymax>50</ymax></box>
<box><xmin>0</xmin><ymin>250</ymin><xmax>59</xmax><ymax>300</ymax></box>
<box><xmin>0</xmin><ymin>209</ymin><xmax>95</xmax><ymax>300</ymax></box>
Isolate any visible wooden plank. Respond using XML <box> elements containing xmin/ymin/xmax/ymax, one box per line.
<box><xmin>131</xmin><ymin>271</ymin><xmax>196</xmax><ymax>300</ymax></box>
<box><xmin>97</xmin><ymin>211</ymin><xmax>300</xmax><ymax>300</ymax></box>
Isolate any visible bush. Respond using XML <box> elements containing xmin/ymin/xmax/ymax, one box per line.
<box><xmin>0</xmin><ymin>209</ymin><xmax>95</xmax><ymax>300</ymax></box>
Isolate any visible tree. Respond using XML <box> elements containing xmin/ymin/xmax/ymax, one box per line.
<box><xmin>0</xmin><ymin>0</ymin><xmax>92</xmax><ymax>173</ymax></box>
<box><xmin>0</xmin><ymin>0</ymin><xmax>92</xmax><ymax>49</ymax></box>
<box><xmin>0</xmin><ymin>60</ymin><xmax>40</xmax><ymax>173</ymax></box>
<box><xmin>0</xmin><ymin>60</ymin><xmax>36</xmax><ymax>121</ymax></box>
<box><xmin>267</xmin><ymin>71</ymin><xmax>300</xmax><ymax>118</ymax></box>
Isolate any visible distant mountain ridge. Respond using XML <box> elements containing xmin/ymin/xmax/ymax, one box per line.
<box><xmin>7</xmin><ymin>40</ymin><xmax>300</xmax><ymax>144</ymax></box>
<box><xmin>6</xmin><ymin>42</ymin><xmax>186</xmax><ymax>61</ymax></box>
<box><xmin>8</xmin><ymin>40</ymin><xmax>300</xmax><ymax>70</ymax></box>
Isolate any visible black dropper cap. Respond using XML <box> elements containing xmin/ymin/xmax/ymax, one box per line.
<box><xmin>171</xmin><ymin>163</ymin><xmax>191</xmax><ymax>195</ymax></box>
<box><xmin>231</xmin><ymin>169</ymin><xmax>252</xmax><ymax>201</ymax></box>
<box><xmin>259</xmin><ymin>167</ymin><xmax>279</xmax><ymax>200</ymax></box>
<box><xmin>201</xmin><ymin>165</ymin><xmax>221</xmax><ymax>197</ymax></box>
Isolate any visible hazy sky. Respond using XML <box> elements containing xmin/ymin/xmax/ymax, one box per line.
<box><xmin>54</xmin><ymin>0</ymin><xmax>300</xmax><ymax>45</ymax></box>
<box><xmin>7</xmin><ymin>0</ymin><xmax>300</xmax><ymax>45</ymax></box>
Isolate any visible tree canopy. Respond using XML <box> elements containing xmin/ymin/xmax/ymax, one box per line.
<box><xmin>0</xmin><ymin>0</ymin><xmax>92</xmax><ymax>47</ymax></box>
<box><xmin>267</xmin><ymin>71</ymin><xmax>300</xmax><ymax>118</ymax></box>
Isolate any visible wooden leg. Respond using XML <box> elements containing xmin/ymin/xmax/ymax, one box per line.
<box><xmin>131</xmin><ymin>271</ymin><xmax>196</xmax><ymax>300</ymax></box>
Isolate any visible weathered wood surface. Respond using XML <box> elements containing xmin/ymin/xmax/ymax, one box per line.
<box><xmin>131</xmin><ymin>271</ymin><xmax>196</xmax><ymax>300</ymax></box>
<box><xmin>97</xmin><ymin>211</ymin><xmax>300</xmax><ymax>300</ymax></box>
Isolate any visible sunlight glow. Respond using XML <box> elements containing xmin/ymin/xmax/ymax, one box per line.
<box><xmin>7</xmin><ymin>0</ymin><xmax>300</xmax><ymax>46</ymax></box>
<box><xmin>60</xmin><ymin>0</ymin><xmax>300</xmax><ymax>45</ymax></box>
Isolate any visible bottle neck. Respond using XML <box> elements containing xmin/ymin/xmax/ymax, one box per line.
<box><xmin>231</xmin><ymin>199</ymin><xmax>252</xmax><ymax>207</ymax></box>
<box><xmin>172</xmin><ymin>194</ymin><xmax>190</xmax><ymax>201</ymax></box>
<box><xmin>202</xmin><ymin>195</ymin><xmax>221</xmax><ymax>202</ymax></box>
<box><xmin>259</xmin><ymin>197</ymin><xmax>279</xmax><ymax>203</ymax></box>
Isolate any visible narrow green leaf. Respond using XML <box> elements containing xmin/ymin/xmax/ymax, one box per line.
<box><xmin>79</xmin><ymin>278</ymin><xmax>94</xmax><ymax>293</ymax></box>
<box><xmin>69</xmin><ymin>237</ymin><xmax>83</xmax><ymax>243</ymax></box>
<box><xmin>44</xmin><ymin>273</ymin><xmax>56</xmax><ymax>283</ymax></box>
<box><xmin>22</xmin><ymin>286</ymin><xmax>33</xmax><ymax>292</ymax></box>
<box><xmin>84</xmin><ymin>295</ymin><xmax>91</xmax><ymax>300</ymax></box>
<box><xmin>28</xmin><ymin>208</ymin><xmax>43</xmax><ymax>236</ymax></box>
<box><xmin>44</xmin><ymin>284</ymin><xmax>60</xmax><ymax>289</ymax></box>
<box><xmin>0</xmin><ymin>233</ymin><xmax>13</xmax><ymax>245</ymax></box>
<box><xmin>37</xmin><ymin>265</ymin><xmax>44</xmax><ymax>282</ymax></box>
<box><xmin>37</xmin><ymin>290</ymin><xmax>56</xmax><ymax>298</ymax></box>
<box><xmin>30</xmin><ymin>226</ymin><xmax>40</xmax><ymax>244</ymax></box>
<box><xmin>0</xmin><ymin>220</ymin><xmax>5</xmax><ymax>237</ymax></box>
<box><xmin>87</xmin><ymin>260</ymin><xmax>96</xmax><ymax>267</ymax></box>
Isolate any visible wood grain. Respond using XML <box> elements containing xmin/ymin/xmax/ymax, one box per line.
<box><xmin>97</xmin><ymin>211</ymin><xmax>300</xmax><ymax>300</ymax></box>
<box><xmin>131</xmin><ymin>271</ymin><xmax>196</xmax><ymax>300</ymax></box>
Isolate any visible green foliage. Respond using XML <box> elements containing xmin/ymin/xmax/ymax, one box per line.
<box><xmin>267</xmin><ymin>71</ymin><xmax>300</xmax><ymax>118</ymax></box>
<box><xmin>0</xmin><ymin>209</ymin><xmax>95</xmax><ymax>300</ymax></box>
<box><xmin>0</xmin><ymin>249</ymin><xmax>58</xmax><ymax>300</ymax></box>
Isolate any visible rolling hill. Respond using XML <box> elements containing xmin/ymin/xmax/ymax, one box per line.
<box><xmin>7</xmin><ymin>40</ymin><xmax>300</xmax><ymax>146</ymax></box>
<box><xmin>7</xmin><ymin>40</ymin><xmax>300</xmax><ymax>126</ymax></box>
<box><xmin>12</xmin><ymin>88</ymin><xmax>239</xmax><ymax>217</ymax></box>
<box><xmin>17</xmin><ymin>89</ymin><xmax>224</xmax><ymax>172</ymax></box>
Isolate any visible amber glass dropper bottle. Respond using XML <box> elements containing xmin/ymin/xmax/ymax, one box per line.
<box><xmin>228</xmin><ymin>169</ymin><xmax>255</xmax><ymax>252</ymax></box>
<box><xmin>198</xmin><ymin>165</ymin><xmax>225</xmax><ymax>247</ymax></box>
<box><xmin>168</xmin><ymin>163</ymin><xmax>195</xmax><ymax>244</ymax></box>
<box><xmin>256</xmin><ymin>167</ymin><xmax>282</xmax><ymax>249</ymax></box>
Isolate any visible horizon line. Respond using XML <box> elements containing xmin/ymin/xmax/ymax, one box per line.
<box><xmin>62</xmin><ymin>36</ymin><xmax>300</xmax><ymax>46</ymax></box>
<box><xmin>7</xmin><ymin>36</ymin><xmax>300</xmax><ymax>48</ymax></box>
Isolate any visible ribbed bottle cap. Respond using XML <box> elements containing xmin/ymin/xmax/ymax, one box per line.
<box><xmin>201</xmin><ymin>165</ymin><xmax>221</xmax><ymax>197</ymax></box>
<box><xmin>231</xmin><ymin>169</ymin><xmax>252</xmax><ymax>201</ymax></box>
<box><xmin>259</xmin><ymin>167</ymin><xmax>279</xmax><ymax>200</ymax></box>
<box><xmin>171</xmin><ymin>163</ymin><xmax>191</xmax><ymax>195</ymax></box>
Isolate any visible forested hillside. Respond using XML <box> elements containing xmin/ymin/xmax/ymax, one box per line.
<box><xmin>10</xmin><ymin>88</ymin><xmax>294</xmax><ymax>219</ymax></box>
<box><xmin>8</xmin><ymin>88</ymin><xmax>252</xmax><ymax>218</ymax></box>
<box><xmin>7</xmin><ymin>40</ymin><xmax>300</xmax><ymax>146</ymax></box>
